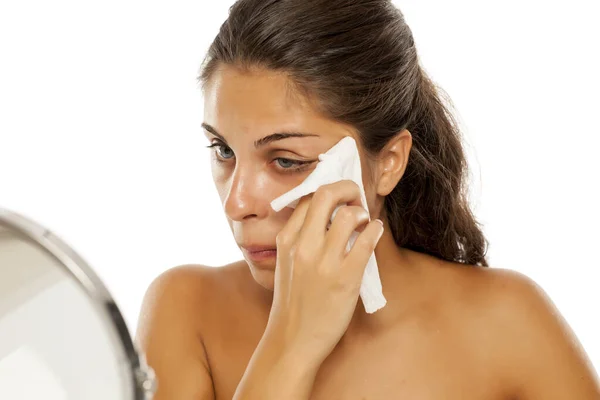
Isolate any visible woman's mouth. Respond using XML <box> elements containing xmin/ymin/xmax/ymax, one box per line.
<box><xmin>242</xmin><ymin>246</ymin><xmax>277</xmax><ymax>262</ymax></box>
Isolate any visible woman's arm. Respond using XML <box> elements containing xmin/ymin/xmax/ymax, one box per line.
<box><xmin>232</xmin><ymin>325</ymin><xmax>321</xmax><ymax>400</ymax></box>
<box><xmin>492</xmin><ymin>269</ymin><xmax>600</xmax><ymax>399</ymax></box>
<box><xmin>135</xmin><ymin>266</ymin><xmax>215</xmax><ymax>400</ymax></box>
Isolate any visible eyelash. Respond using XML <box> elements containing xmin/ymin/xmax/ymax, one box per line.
<box><xmin>205</xmin><ymin>141</ymin><xmax>314</xmax><ymax>174</ymax></box>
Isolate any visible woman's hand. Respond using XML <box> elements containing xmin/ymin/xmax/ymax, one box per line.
<box><xmin>266</xmin><ymin>179</ymin><xmax>385</xmax><ymax>367</ymax></box>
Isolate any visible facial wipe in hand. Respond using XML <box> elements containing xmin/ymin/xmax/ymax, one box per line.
<box><xmin>270</xmin><ymin>136</ymin><xmax>387</xmax><ymax>314</ymax></box>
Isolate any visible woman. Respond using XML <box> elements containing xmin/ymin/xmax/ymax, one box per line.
<box><xmin>136</xmin><ymin>0</ymin><xmax>600</xmax><ymax>398</ymax></box>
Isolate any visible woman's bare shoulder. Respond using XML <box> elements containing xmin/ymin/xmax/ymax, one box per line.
<box><xmin>134</xmin><ymin>261</ymin><xmax>261</xmax><ymax>399</ymax></box>
<box><xmin>135</xmin><ymin>265</ymin><xmax>214</xmax><ymax>399</ymax></box>
<box><xmin>449</xmin><ymin>265</ymin><xmax>600</xmax><ymax>398</ymax></box>
<box><xmin>138</xmin><ymin>261</ymin><xmax>253</xmax><ymax>320</ymax></box>
<box><xmin>445</xmin><ymin>264</ymin><xmax>573</xmax><ymax>337</ymax></box>
<box><xmin>144</xmin><ymin>261</ymin><xmax>249</xmax><ymax>291</ymax></box>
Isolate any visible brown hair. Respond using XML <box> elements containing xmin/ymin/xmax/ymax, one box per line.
<box><xmin>197</xmin><ymin>0</ymin><xmax>489</xmax><ymax>267</ymax></box>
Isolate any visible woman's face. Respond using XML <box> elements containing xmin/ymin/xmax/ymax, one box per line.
<box><xmin>202</xmin><ymin>65</ymin><xmax>376</xmax><ymax>290</ymax></box>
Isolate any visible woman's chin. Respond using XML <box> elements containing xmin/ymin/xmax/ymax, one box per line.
<box><xmin>247</xmin><ymin>261</ymin><xmax>276</xmax><ymax>291</ymax></box>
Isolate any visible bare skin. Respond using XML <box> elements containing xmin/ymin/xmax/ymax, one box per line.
<box><xmin>136</xmin><ymin>65</ymin><xmax>600</xmax><ymax>399</ymax></box>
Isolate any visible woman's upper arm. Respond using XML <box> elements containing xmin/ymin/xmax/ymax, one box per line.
<box><xmin>491</xmin><ymin>269</ymin><xmax>600</xmax><ymax>399</ymax></box>
<box><xmin>135</xmin><ymin>265</ymin><xmax>215</xmax><ymax>400</ymax></box>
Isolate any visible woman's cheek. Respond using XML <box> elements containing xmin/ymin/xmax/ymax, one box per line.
<box><xmin>210</xmin><ymin>161</ymin><xmax>228</xmax><ymax>183</ymax></box>
<box><xmin>212</xmin><ymin>173</ymin><xmax>230</xmax><ymax>204</ymax></box>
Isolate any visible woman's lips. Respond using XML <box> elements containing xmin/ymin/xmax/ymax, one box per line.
<box><xmin>242</xmin><ymin>247</ymin><xmax>277</xmax><ymax>262</ymax></box>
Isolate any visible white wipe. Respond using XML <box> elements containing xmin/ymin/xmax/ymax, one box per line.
<box><xmin>270</xmin><ymin>136</ymin><xmax>386</xmax><ymax>313</ymax></box>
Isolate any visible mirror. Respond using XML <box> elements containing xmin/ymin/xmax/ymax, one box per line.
<box><xmin>0</xmin><ymin>207</ymin><xmax>156</xmax><ymax>400</ymax></box>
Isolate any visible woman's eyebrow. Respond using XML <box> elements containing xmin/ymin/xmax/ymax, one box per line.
<box><xmin>202</xmin><ymin>122</ymin><xmax>319</xmax><ymax>149</ymax></box>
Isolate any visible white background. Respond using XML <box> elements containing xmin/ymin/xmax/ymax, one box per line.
<box><xmin>1</xmin><ymin>0</ymin><xmax>598</xmax><ymax>371</ymax></box>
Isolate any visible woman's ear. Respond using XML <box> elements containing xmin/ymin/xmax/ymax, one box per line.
<box><xmin>376</xmin><ymin>129</ymin><xmax>412</xmax><ymax>196</ymax></box>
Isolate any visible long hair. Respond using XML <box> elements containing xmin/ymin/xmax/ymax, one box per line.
<box><xmin>198</xmin><ymin>0</ymin><xmax>489</xmax><ymax>267</ymax></box>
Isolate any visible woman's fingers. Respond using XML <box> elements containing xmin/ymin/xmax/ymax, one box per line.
<box><xmin>346</xmin><ymin>219</ymin><xmax>384</xmax><ymax>275</ymax></box>
<box><xmin>298</xmin><ymin>180</ymin><xmax>364</xmax><ymax>243</ymax></box>
<box><xmin>276</xmin><ymin>180</ymin><xmax>370</xmax><ymax>266</ymax></box>
<box><xmin>325</xmin><ymin>205</ymin><xmax>370</xmax><ymax>257</ymax></box>
<box><xmin>276</xmin><ymin>194</ymin><xmax>314</xmax><ymax>248</ymax></box>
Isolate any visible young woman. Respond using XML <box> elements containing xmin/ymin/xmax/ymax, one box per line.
<box><xmin>136</xmin><ymin>1</ymin><xmax>600</xmax><ymax>398</ymax></box>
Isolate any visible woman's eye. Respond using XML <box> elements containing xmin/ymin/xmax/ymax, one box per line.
<box><xmin>275</xmin><ymin>158</ymin><xmax>296</xmax><ymax>169</ymax></box>
<box><xmin>206</xmin><ymin>142</ymin><xmax>234</xmax><ymax>159</ymax></box>
<box><xmin>274</xmin><ymin>158</ymin><xmax>313</xmax><ymax>173</ymax></box>
<box><xmin>205</xmin><ymin>141</ymin><xmax>313</xmax><ymax>173</ymax></box>
<box><xmin>217</xmin><ymin>145</ymin><xmax>234</xmax><ymax>159</ymax></box>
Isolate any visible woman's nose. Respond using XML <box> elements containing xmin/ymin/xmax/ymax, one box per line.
<box><xmin>223</xmin><ymin>169</ymin><xmax>269</xmax><ymax>222</ymax></box>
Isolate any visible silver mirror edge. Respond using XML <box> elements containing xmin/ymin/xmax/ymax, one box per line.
<box><xmin>0</xmin><ymin>207</ymin><xmax>156</xmax><ymax>400</ymax></box>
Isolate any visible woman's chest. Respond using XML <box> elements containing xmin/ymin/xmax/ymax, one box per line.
<box><xmin>208</xmin><ymin>324</ymin><xmax>507</xmax><ymax>400</ymax></box>
<box><xmin>308</xmin><ymin>331</ymin><xmax>503</xmax><ymax>400</ymax></box>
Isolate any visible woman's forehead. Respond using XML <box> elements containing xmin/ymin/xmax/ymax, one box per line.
<box><xmin>203</xmin><ymin>65</ymin><xmax>306</xmax><ymax>114</ymax></box>
<box><xmin>203</xmin><ymin>66</ymin><xmax>359</xmax><ymax>146</ymax></box>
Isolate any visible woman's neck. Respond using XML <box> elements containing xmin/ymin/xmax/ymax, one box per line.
<box><xmin>344</xmin><ymin>222</ymin><xmax>438</xmax><ymax>338</ymax></box>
